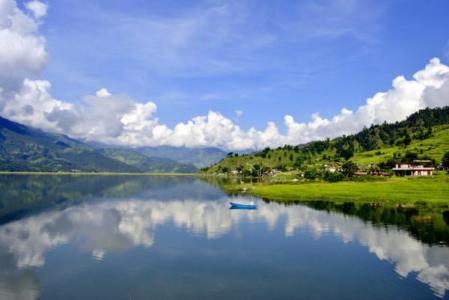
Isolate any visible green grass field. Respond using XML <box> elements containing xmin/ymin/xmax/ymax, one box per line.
<box><xmin>225</xmin><ymin>173</ymin><xmax>449</xmax><ymax>205</ymax></box>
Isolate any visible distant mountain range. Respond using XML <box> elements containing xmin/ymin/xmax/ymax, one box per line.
<box><xmin>136</xmin><ymin>146</ymin><xmax>227</xmax><ymax>168</ymax></box>
<box><xmin>0</xmin><ymin>116</ymin><xmax>201</xmax><ymax>173</ymax></box>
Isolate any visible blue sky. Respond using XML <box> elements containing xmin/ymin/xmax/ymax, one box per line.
<box><xmin>2</xmin><ymin>0</ymin><xmax>449</xmax><ymax>149</ymax></box>
<box><xmin>31</xmin><ymin>0</ymin><xmax>449</xmax><ymax>129</ymax></box>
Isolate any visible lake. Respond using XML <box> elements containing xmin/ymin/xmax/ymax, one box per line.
<box><xmin>0</xmin><ymin>175</ymin><xmax>448</xmax><ymax>299</ymax></box>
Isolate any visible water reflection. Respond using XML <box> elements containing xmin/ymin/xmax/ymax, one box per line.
<box><xmin>0</xmin><ymin>175</ymin><xmax>448</xmax><ymax>299</ymax></box>
<box><xmin>0</xmin><ymin>272</ymin><xmax>39</xmax><ymax>300</ymax></box>
<box><xmin>0</xmin><ymin>196</ymin><xmax>448</xmax><ymax>297</ymax></box>
<box><xmin>0</xmin><ymin>175</ymin><xmax>221</xmax><ymax>224</ymax></box>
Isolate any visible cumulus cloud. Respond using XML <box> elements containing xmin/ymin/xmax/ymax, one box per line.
<box><xmin>0</xmin><ymin>0</ymin><xmax>449</xmax><ymax>150</ymax></box>
<box><xmin>4</xmin><ymin>58</ymin><xmax>448</xmax><ymax>150</ymax></box>
<box><xmin>25</xmin><ymin>0</ymin><xmax>47</xmax><ymax>19</ymax></box>
<box><xmin>0</xmin><ymin>0</ymin><xmax>47</xmax><ymax>92</ymax></box>
<box><xmin>2</xmin><ymin>79</ymin><xmax>70</xmax><ymax>131</ymax></box>
<box><xmin>46</xmin><ymin>90</ymin><xmax>161</xmax><ymax>143</ymax></box>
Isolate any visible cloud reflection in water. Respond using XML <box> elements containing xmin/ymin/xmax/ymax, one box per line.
<box><xmin>0</xmin><ymin>198</ymin><xmax>448</xmax><ymax>298</ymax></box>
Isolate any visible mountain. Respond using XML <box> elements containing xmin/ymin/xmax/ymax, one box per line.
<box><xmin>0</xmin><ymin>116</ymin><xmax>136</xmax><ymax>172</ymax></box>
<box><xmin>100</xmin><ymin>148</ymin><xmax>196</xmax><ymax>173</ymax></box>
<box><xmin>204</xmin><ymin>106</ymin><xmax>449</xmax><ymax>174</ymax></box>
<box><xmin>136</xmin><ymin>146</ymin><xmax>227</xmax><ymax>168</ymax></box>
<box><xmin>0</xmin><ymin>116</ymin><xmax>196</xmax><ymax>173</ymax></box>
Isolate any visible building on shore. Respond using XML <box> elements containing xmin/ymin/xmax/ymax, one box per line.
<box><xmin>392</xmin><ymin>160</ymin><xmax>435</xmax><ymax>176</ymax></box>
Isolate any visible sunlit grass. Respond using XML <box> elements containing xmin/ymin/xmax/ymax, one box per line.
<box><xmin>225</xmin><ymin>173</ymin><xmax>449</xmax><ymax>205</ymax></box>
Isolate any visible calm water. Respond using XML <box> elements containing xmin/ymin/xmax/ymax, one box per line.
<box><xmin>0</xmin><ymin>175</ymin><xmax>448</xmax><ymax>300</ymax></box>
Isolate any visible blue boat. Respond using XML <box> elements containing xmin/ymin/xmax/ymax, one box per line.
<box><xmin>229</xmin><ymin>202</ymin><xmax>257</xmax><ymax>209</ymax></box>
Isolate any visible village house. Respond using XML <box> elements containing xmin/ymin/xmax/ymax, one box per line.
<box><xmin>392</xmin><ymin>160</ymin><xmax>435</xmax><ymax>176</ymax></box>
<box><xmin>324</xmin><ymin>164</ymin><xmax>338</xmax><ymax>173</ymax></box>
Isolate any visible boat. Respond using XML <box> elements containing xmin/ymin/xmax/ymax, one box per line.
<box><xmin>229</xmin><ymin>201</ymin><xmax>257</xmax><ymax>209</ymax></box>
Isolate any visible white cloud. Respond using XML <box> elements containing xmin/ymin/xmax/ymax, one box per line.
<box><xmin>45</xmin><ymin>90</ymin><xmax>162</xmax><ymax>144</ymax></box>
<box><xmin>0</xmin><ymin>0</ymin><xmax>47</xmax><ymax>94</ymax></box>
<box><xmin>0</xmin><ymin>0</ymin><xmax>449</xmax><ymax>150</ymax></box>
<box><xmin>2</xmin><ymin>79</ymin><xmax>70</xmax><ymax>131</ymax></box>
<box><xmin>2</xmin><ymin>58</ymin><xmax>449</xmax><ymax>150</ymax></box>
<box><xmin>25</xmin><ymin>0</ymin><xmax>47</xmax><ymax>19</ymax></box>
<box><xmin>95</xmin><ymin>87</ymin><xmax>111</xmax><ymax>97</ymax></box>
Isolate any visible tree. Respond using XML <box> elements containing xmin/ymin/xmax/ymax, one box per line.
<box><xmin>323</xmin><ymin>171</ymin><xmax>344</xmax><ymax>182</ymax></box>
<box><xmin>304</xmin><ymin>169</ymin><xmax>318</xmax><ymax>180</ymax></box>
<box><xmin>294</xmin><ymin>157</ymin><xmax>304</xmax><ymax>168</ymax></box>
<box><xmin>252</xmin><ymin>164</ymin><xmax>263</xmax><ymax>177</ymax></box>
<box><xmin>442</xmin><ymin>152</ymin><xmax>449</xmax><ymax>169</ymax></box>
<box><xmin>379</xmin><ymin>158</ymin><xmax>397</xmax><ymax>170</ymax></box>
<box><xmin>341</xmin><ymin>161</ymin><xmax>358</xmax><ymax>177</ymax></box>
<box><xmin>217</xmin><ymin>166</ymin><xmax>229</xmax><ymax>174</ymax></box>
<box><xmin>403</xmin><ymin>152</ymin><xmax>418</xmax><ymax>163</ymax></box>
<box><xmin>242</xmin><ymin>169</ymin><xmax>252</xmax><ymax>177</ymax></box>
<box><xmin>403</xmin><ymin>131</ymin><xmax>412</xmax><ymax>146</ymax></box>
<box><xmin>342</xmin><ymin>147</ymin><xmax>354</xmax><ymax>160</ymax></box>
<box><xmin>336</xmin><ymin>144</ymin><xmax>354</xmax><ymax>160</ymax></box>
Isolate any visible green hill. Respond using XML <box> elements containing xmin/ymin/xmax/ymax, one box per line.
<box><xmin>137</xmin><ymin>146</ymin><xmax>227</xmax><ymax>168</ymax></box>
<box><xmin>204</xmin><ymin>107</ymin><xmax>449</xmax><ymax>175</ymax></box>
<box><xmin>100</xmin><ymin>148</ymin><xmax>197</xmax><ymax>173</ymax></box>
<box><xmin>352</xmin><ymin>124</ymin><xmax>449</xmax><ymax>166</ymax></box>
<box><xmin>0</xmin><ymin>116</ymin><xmax>196</xmax><ymax>173</ymax></box>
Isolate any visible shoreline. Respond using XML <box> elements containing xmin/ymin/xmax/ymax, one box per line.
<box><xmin>223</xmin><ymin>174</ymin><xmax>449</xmax><ymax>205</ymax></box>
<box><xmin>0</xmin><ymin>171</ymin><xmax>197</xmax><ymax>176</ymax></box>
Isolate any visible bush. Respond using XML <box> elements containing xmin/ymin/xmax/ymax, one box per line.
<box><xmin>323</xmin><ymin>171</ymin><xmax>344</xmax><ymax>182</ymax></box>
<box><xmin>403</xmin><ymin>152</ymin><xmax>418</xmax><ymax>163</ymax></box>
<box><xmin>275</xmin><ymin>164</ymin><xmax>287</xmax><ymax>172</ymax></box>
<box><xmin>242</xmin><ymin>169</ymin><xmax>252</xmax><ymax>177</ymax></box>
<box><xmin>442</xmin><ymin>152</ymin><xmax>449</xmax><ymax>168</ymax></box>
<box><xmin>341</xmin><ymin>161</ymin><xmax>358</xmax><ymax>177</ymax></box>
<box><xmin>304</xmin><ymin>169</ymin><xmax>318</xmax><ymax>180</ymax></box>
<box><xmin>337</xmin><ymin>147</ymin><xmax>354</xmax><ymax>160</ymax></box>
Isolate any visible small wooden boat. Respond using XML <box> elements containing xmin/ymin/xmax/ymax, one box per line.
<box><xmin>229</xmin><ymin>202</ymin><xmax>257</xmax><ymax>209</ymax></box>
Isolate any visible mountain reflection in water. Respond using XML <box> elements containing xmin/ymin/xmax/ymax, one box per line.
<box><xmin>0</xmin><ymin>175</ymin><xmax>448</xmax><ymax>299</ymax></box>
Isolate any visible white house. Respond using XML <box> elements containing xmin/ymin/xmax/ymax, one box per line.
<box><xmin>392</xmin><ymin>163</ymin><xmax>434</xmax><ymax>176</ymax></box>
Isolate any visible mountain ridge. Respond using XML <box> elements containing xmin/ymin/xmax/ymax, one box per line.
<box><xmin>0</xmin><ymin>116</ymin><xmax>196</xmax><ymax>173</ymax></box>
<box><xmin>136</xmin><ymin>146</ymin><xmax>227</xmax><ymax>168</ymax></box>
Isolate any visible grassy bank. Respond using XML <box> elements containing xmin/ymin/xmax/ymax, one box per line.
<box><xmin>224</xmin><ymin>174</ymin><xmax>449</xmax><ymax>205</ymax></box>
<box><xmin>0</xmin><ymin>171</ymin><xmax>196</xmax><ymax>176</ymax></box>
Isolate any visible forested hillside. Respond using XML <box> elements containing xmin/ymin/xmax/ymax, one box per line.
<box><xmin>204</xmin><ymin>107</ymin><xmax>449</xmax><ymax>175</ymax></box>
<box><xmin>0</xmin><ymin>116</ymin><xmax>196</xmax><ymax>173</ymax></box>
